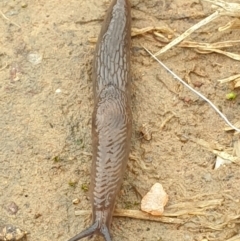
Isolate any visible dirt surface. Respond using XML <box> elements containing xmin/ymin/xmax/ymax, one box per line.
<box><xmin>1</xmin><ymin>0</ymin><xmax>240</xmax><ymax>241</ymax></box>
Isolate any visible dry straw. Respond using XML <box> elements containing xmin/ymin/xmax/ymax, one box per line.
<box><xmin>154</xmin><ymin>0</ymin><xmax>240</xmax><ymax>56</ymax></box>
<box><xmin>144</xmin><ymin>47</ymin><xmax>240</xmax><ymax>133</ymax></box>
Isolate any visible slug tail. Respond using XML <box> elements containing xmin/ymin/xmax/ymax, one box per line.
<box><xmin>67</xmin><ymin>222</ymin><xmax>97</xmax><ymax>241</ymax></box>
<box><xmin>67</xmin><ymin>221</ymin><xmax>112</xmax><ymax>241</ymax></box>
<box><xmin>100</xmin><ymin>224</ymin><xmax>112</xmax><ymax>241</ymax></box>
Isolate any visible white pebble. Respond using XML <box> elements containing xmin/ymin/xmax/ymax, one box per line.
<box><xmin>72</xmin><ymin>198</ymin><xmax>80</xmax><ymax>204</ymax></box>
<box><xmin>55</xmin><ymin>89</ymin><xmax>61</xmax><ymax>93</ymax></box>
<box><xmin>27</xmin><ymin>52</ymin><xmax>42</xmax><ymax>65</ymax></box>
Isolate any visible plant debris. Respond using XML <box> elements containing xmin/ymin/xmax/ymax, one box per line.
<box><xmin>0</xmin><ymin>225</ymin><xmax>27</xmax><ymax>241</ymax></box>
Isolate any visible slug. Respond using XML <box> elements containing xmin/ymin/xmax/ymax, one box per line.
<box><xmin>68</xmin><ymin>0</ymin><xmax>132</xmax><ymax>240</ymax></box>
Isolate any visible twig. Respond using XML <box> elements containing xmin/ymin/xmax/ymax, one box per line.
<box><xmin>113</xmin><ymin>209</ymin><xmax>184</xmax><ymax>224</ymax></box>
<box><xmin>0</xmin><ymin>10</ymin><xmax>21</xmax><ymax>28</ymax></box>
<box><xmin>144</xmin><ymin>47</ymin><xmax>240</xmax><ymax>133</ymax></box>
<box><xmin>74</xmin><ymin>209</ymin><xmax>184</xmax><ymax>224</ymax></box>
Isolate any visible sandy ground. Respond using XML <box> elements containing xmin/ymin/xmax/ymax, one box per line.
<box><xmin>1</xmin><ymin>0</ymin><xmax>240</xmax><ymax>241</ymax></box>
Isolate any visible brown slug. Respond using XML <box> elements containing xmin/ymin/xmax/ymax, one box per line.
<box><xmin>68</xmin><ymin>0</ymin><xmax>132</xmax><ymax>240</ymax></box>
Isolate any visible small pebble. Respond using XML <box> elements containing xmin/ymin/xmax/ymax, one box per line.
<box><xmin>21</xmin><ymin>2</ymin><xmax>28</xmax><ymax>8</ymax></box>
<box><xmin>179</xmin><ymin>135</ymin><xmax>188</xmax><ymax>143</ymax></box>
<box><xmin>141</xmin><ymin>183</ymin><xmax>168</xmax><ymax>216</ymax></box>
<box><xmin>72</xmin><ymin>198</ymin><xmax>80</xmax><ymax>204</ymax></box>
<box><xmin>10</xmin><ymin>63</ymin><xmax>21</xmax><ymax>81</ymax></box>
<box><xmin>192</xmin><ymin>81</ymin><xmax>203</xmax><ymax>88</ymax></box>
<box><xmin>55</xmin><ymin>89</ymin><xmax>61</xmax><ymax>93</ymax></box>
<box><xmin>5</xmin><ymin>202</ymin><xmax>19</xmax><ymax>215</ymax></box>
<box><xmin>202</xmin><ymin>173</ymin><xmax>212</xmax><ymax>182</ymax></box>
<box><xmin>34</xmin><ymin>213</ymin><xmax>42</xmax><ymax>219</ymax></box>
<box><xmin>27</xmin><ymin>52</ymin><xmax>42</xmax><ymax>65</ymax></box>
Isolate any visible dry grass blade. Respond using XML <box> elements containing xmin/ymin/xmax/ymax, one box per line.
<box><xmin>132</xmin><ymin>27</ymin><xmax>155</xmax><ymax>36</ymax></box>
<box><xmin>154</xmin><ymin>11</ymin><xmax>220</xmax><ymax>56</ymax></box>
<box><xmin>131</xmin><ymin>26</ymin><xmax>175</xmax><ymax>37</ymax></box>
<box><xmin>153</xmin><ymin>32</ymin><xmax>170</xmax><ymax>43</ymax></box>
<box><xmin>186</xmin><ymin>135</ymin><xmax>239</xmax><ymax>165</ymax></box>
<box><xmin>160</xmin><ymin>114</ymin><xmax>175</xmax><ymax>130</ymax></box>
<box><xmin>74</xmin><ymin>209</ymin><xmax>184</xmax><ymax>224</ymax></box>
<box><xmin>212</xmin><ymin>150</ymin><xmax>239</xmax><ymax>163</ymax></box>
<box><xmin>187</xmin><ymin>136</ymin><xmax>224</xmax><ymax>151</ymax></box>
<box><xmin>219</xmin><ymin>18</ymin><xmax>240</xmax><ymax>31</ymax></box>
<box><xmin>180</xmin><ymin>40</ymin><xmax>240</xmax><ymax>49</ymax></box>
<box><xmin>154</xmin><ymin>0</ymin><xmax>240</xmax><ymax>56</ymax></box>
<box><xmin>235</xmin><ymin>80</ymin><xmax>240</xmax><ymax>88</ymax></box>
<box><xmin>198</xmin><ymin>214</ymin><xmax>240</xmax><ymax>231</ymax></box>
<box><xmin>218</xmin><ymin>74</ymin><xmax>240</xmax><ymax>84</ymax></box>
<box><xmin>74</xmin><ymin>199</ymin><xmax>223</xmax><ymax>226</ymax></box>
<box><xmin>218</xmin><ymin>74</ymin><xmax>240</xmax><ymax>91</ymax></box>
<box><xmin>167</xmin><ymin>199</ymin><xmax>223</xmax><ymax>210</ymax></box>
<box><xmin>74</xmin><ymin>210</ymin><xmax>90</xmax><ymax>216</ymax></box>
<box><xmin>164</xmin><ymin>199</ymin><xmax>223</xmax><ymax>216</ymax></box>
<box><xmin>74</xmin><ymin>197</ymin><xmax>238</xmax><ymax>231</ymax></box>
<box><xmin>113</xmin><ymin>209</ymin><xmax>184</xmax><ymax>224</ymax></box>
<box><xmin>204</xmin><ymin>0</ymin><xmax>240</xmax><ymax>17</ymax></box>
<box><xmin>196</xmin><ymin>48</ymin><xmax>240</xmax><ymax>61</ymax></box>
<box><xmin>0</xmin><ymin>10</ymin><xmax>21</xmax><ymax>28</ymax></box>
<box><xmin>180</xmin><ymin>41</ymin><xmax>240</xmax><ymax>60</ymax></box>
<box><xmin>233</xmin><ymin>139</ymin><xmax>240</xmax><ymax>158</ymax></box>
